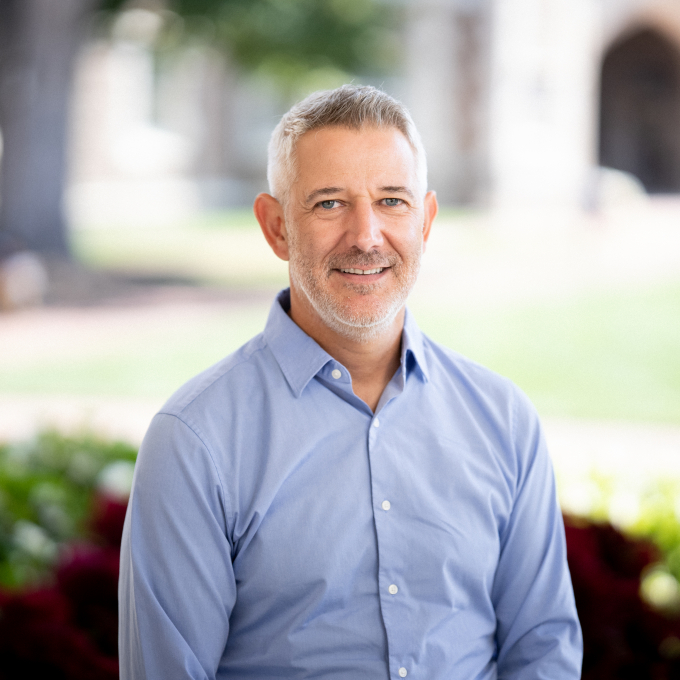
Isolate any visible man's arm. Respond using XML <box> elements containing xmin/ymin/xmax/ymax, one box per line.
<box><xmin>119</xmin><ymin>413</ymin><xmax>236</xmax><ymax>680</ymax></box>
<box><xmin>492</xmin><ymin>395</ymin><xmax>583</xmax><ymax>679</ymax></box>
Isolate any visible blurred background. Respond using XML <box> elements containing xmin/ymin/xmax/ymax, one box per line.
<box><xmin>1</xmin><ymin>0</ymin><xmax>680</xmax><ymax>675</ymax></box>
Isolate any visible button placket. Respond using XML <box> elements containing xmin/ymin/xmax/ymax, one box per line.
<box><xmin>367</xmin><ymin>407</ymin><xmax>413</xmax><ymax>680</ymax></box>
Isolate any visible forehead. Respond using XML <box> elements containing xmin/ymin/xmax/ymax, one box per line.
<box><xmin>293</xmin><ymin>125</ymin><xmax>418</xmax><ymax>188</ymax></box>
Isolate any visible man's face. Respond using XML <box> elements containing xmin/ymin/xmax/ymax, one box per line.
<box><xmin>282</xmin><ymin>125</ymin><xmax>436</xmax><ymax>341</ymax></box>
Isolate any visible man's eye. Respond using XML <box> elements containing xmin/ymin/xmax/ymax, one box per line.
<box><xmin>384</xmin><ymin>198</ymin><xmax>402</xmax><ymax>207</ymax></box>
<box><xmin>319</xmin><ymin>200</ymin><xmax>338</xmax><ymax>209</ymax></box>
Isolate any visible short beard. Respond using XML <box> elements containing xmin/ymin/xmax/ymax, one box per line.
<box><xmin>288</xmin><ymin>236</ymin><xmax>421</xmax><ymax>343</ymax></box>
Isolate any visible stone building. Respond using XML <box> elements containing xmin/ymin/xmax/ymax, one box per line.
<box><xmin>404</xmin><ymin>0</ymin><xmax>680</xmax><ymax>209</ymax></box>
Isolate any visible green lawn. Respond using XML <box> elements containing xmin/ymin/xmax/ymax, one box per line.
<box><xmin>411</xmin><ymin>281</ymin><xmax>680</xmax><ymax>423</ymax></box>
<box><xmin>71</xmin><ymin>219</ymin><xmax>289</xmax><ymax>288</ymax></box>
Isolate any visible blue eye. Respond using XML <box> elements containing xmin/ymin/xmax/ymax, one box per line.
<box><xmin>320</xmin><ymin>200</ymin><xmax>337</xmax><ymax>209</ymax></box>
<box><xmin>384</xmin><ymin>198</ymin><xmax>401</xmax><ymax>206</ymax></box>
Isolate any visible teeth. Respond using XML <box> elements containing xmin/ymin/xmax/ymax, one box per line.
<box><xmin>340</xmin><ymin>267</ymin><xmax>384</xmax><ymax>275</ymax></box>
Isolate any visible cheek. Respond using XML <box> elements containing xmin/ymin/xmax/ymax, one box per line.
<box><xmin>288</xmin><ymin>232</ymin><xmax>327</xmax><ymax>268</ymax></box>
<box><xmin>393</xmin><ymin>229</ymin><xmax>424</xmax><ymax>259</ymax></box>
<box><xmin>300</xmin><ymin>229</ymin><xmax>345</xmax><ymax>262</ymax></box>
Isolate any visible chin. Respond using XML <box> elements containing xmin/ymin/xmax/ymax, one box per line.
<box><xmin>324</xmin><ymin>314</ymin><xmax>397</xmax><ymax>342</ymax></box>
<box><xmin>318</xmin><ymin>297</ymin><xmax>405</xmax><ymax>342</ymax></box>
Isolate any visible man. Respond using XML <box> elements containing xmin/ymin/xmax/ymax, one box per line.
<box><xmin>119</xmin><ymin>85</ymin><xmax>582</xmax><ymax>679</ymax></box>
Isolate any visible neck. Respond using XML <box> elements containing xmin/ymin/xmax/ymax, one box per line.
<box><xmin>288</xmin><ymin>286</ymin><xmax>403</xmax><ymax>413</ymax></box>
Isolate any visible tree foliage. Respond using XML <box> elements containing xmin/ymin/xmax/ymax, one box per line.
<box><xmin>105</xmin><ymin>0</ymin><xmax>398</xmax><ymax>85</ymax></box>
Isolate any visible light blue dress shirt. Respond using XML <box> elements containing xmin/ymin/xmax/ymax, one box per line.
<box><xmin>119</xmin><ymin>289</ymin><xmax>582</xmax><ymax>680</ymax></box>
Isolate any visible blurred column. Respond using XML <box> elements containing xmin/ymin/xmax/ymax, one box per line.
<box><xmin>404</xmin><ymin>0</ymin><xmax>493</xmax><ymax>206</ymax></box>
<box><xmin>68</xmin><ymin>10</ymin><xmax>199</xmax><ymax>229</ymax></box>
<box><xmin>156</xmin><ymin>46</ymin><xmax>255</xmax><ymax>208</ymax></box>
<box><xmin>488</xmin><ymin>0</ymin><xmax>599</xmax><ymax>212</ymax></box>
<box><xmin>0</xmin><ymin>0</ymin><xmax>95</xmax><ymax>255</ymax></box>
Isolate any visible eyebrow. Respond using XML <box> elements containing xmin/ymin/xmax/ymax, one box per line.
<box><xmin>305</xmin><ymin>185</ymin><xmax>416</xmax><ymax>205</ymax></box>
<box><xmin>305</xmin><ymin>187</ymin><xmax>344</xmax><ymax>205</ymax></box>
<box><xmin>379</xmin><ymin>186</ymin><xmax>415</xmax><ymax>200</ymax></box>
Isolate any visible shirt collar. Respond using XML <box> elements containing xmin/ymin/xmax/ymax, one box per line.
<box><xmin>264</xmin><ymin>289</ymin><xmax>335</xmax><ymax>398</ymax></box>
<box><xmin>264</xmin><ymin>289</ymin><xmax>429</xmax><ymax>397</ymax></box>
<box><xmin>402</xmin><ymin>306</ymin><xmax>430</xmax><ymax>383</ymax></box>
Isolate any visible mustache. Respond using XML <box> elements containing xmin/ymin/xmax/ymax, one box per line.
<box><xmin>327</xmin><ymin>249</ymin><xmax>398</xmax><ymax>270</ymax></box>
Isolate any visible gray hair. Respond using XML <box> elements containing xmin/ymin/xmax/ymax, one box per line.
<box><xmin>267</xmin><ymin>85</ymin><xmax>428</xmax><ymax>203</ymax></box>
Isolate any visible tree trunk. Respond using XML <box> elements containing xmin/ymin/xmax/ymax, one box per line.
<box><xmin>0</xmin><ymin>0</ymin><xmax>95</xmax><ymax>257</ymax></box>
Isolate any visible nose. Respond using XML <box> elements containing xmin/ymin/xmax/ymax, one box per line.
<box><xmin>347</xmin><ymin>199</ymin><xmax>384</xmax><ymax>252</ymax></box>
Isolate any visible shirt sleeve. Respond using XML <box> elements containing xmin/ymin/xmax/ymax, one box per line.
<box><xmin>118</xmin><ymin>412</ymin><xmax>236</xmax><ymax>680</ymax></box>
<box><xmin>492</xmin><ymin>393</ymin><xmax>583</xmax><ymax>679</ymax></box>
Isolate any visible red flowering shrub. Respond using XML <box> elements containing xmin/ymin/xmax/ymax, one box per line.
<box><xmin>56</xmin><ymin>545</ymin><xmax>121</xmax><ymax>658</ymax></box>
<box><xmin>565</xmin><ymin>516</ymin><xmax>680</xmax><ymax>679</ymax></box>
<box><xmin>90</xmin><ymin>492</ymin><xmax>129</xmax><ymax>549</ymax></box>
<box><xmin>0</xmin><ymin>587</ymin><xmax>118</xmax><ymax>680</ymax></box>
<box><xmin>0</xmin><ymin>494</ymin><xmax>128</xmax><ymax>679</ymax></box>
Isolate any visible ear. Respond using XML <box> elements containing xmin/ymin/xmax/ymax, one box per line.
<box><xmin>254</xmin><ymin>193</ymin><xmax>289</xmax><ymax>261</ymax></box>
<box><xmin>421</xmin><ymin>190</ymin><xmax>438</xmax><ymax>252</ymax></box>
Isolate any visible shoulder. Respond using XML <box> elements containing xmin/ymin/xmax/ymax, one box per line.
<box><xmin>422</xmin><ymin>333</ymin><xmax>527</xmax><ymax>404</ymax></box>
<box><xmin>419</xmin><ymin>333</ymin><xmax>542</xmax><ymax>453</ymax></box>
<box><xmin>158</xmin><ymin>332</ymin><xmax>275</xmax><ymax>424</ymax></box>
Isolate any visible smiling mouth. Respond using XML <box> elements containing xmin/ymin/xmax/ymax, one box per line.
<box><xmin>339</xmin><ymin>267</ymin><xmax>385</xmax><ymax>275</ymax></box>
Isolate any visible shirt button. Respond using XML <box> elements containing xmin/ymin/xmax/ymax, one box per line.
<box><xmin>331</xmin><ymin>369</ymin><xmax>341</xmax><ymax>379</ymax></box>
<box><xmin>373</xmin><ymin>417</ymin><xmax>380</xmax><ymax>428</ymax></box>
<box><xmin>381</xmin><ymin>500</ymin><xmax>391</xmax><ymax>511</ymax></box>
<box><xmin>388</xmin><ymin>584</ymin><xmax>398</xmax><ymax>595</ymax></box>
<box><xmin>399</xmin><ymin>668</ymin><xmax>408</xmax><ymax>677</ymax></box>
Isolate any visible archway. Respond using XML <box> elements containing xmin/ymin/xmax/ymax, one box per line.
<box><xmin>599</xmin><ymin>28</ymin><xmax>680</xmax><ymax>193</ymax></box>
